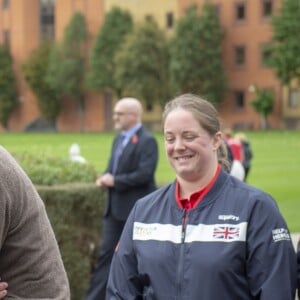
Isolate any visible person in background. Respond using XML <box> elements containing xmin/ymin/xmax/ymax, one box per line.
<box><xmin>224</xmin><ymin>127</ymin><xmax>244</xmax><ymax>162</ymax></box>
<box><xmin>107</xmin><ymin>94</ymin><xmax>297</xmax><ymax>300</ymax></box>
<box><xmin>0</xmin><ymin>146</ymin><xmax>70</xmax><ymax>299</ymax></box>
<box><xmin>235</xmin><ymin>132</ymin><xmax>253</xmax><ymax>181</ymax></box>
<box><xmin>69</xmin><ymin>143</ymin><xmax>87</xmax><ymax>164</ymax></box>
<box><xmin>86</xmin><ymin>97</ymin><xmax>159</xmax><ymax>300</ymax></box>
<box><xmin>223</xmin><ymin>128</ymin><xmax>245</xmax><ymax>181</ymax></box>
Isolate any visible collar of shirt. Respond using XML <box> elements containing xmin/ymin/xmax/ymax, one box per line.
<box><xmin>176</xmin><ymin>164</ymin><xmax>221</xmax><ymax>210</ymax></box>
<box><xmin>121</xmin><ymin>123</ymin><xmax>141</xmax><ymax>147</ymax></box>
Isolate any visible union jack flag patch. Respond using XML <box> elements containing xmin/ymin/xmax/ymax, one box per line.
<box><xmin>213</xmin><ymin>226</ymin><xmax>240</xmax><ymax>240</ymax></box>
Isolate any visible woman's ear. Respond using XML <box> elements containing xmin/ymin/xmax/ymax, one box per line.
<box><xmin>212</xmin><ymin>131</ymin><xmax>222</xmax><ymax>150</ymax></box>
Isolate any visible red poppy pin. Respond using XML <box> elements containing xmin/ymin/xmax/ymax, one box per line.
<box><xmin>131</xmin><ymin>135</ymin><xmax>138</xmax><ymax>144</ymax></box>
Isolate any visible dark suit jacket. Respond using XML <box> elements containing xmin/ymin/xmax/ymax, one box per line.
<box><xmin>104</xmin><ymin>126</ymin><xmax>158</xmax><ymax>221</ymax></box>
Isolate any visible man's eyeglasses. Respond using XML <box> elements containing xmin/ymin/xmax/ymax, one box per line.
<box><xmin>113</xmin><ymin>112</ymin><xmax>133</xmax><ymax>116</ymax></box>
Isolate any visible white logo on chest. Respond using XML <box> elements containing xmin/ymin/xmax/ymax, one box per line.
<box><xmin>218</xmin><ymin>215</ymin><xmax>240</xmax><ymax>222</ymax></box>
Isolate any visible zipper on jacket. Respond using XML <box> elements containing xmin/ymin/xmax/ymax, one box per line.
<box><xmin>176</xmin><ymin>209</ymin><xmax>188</xmax><ymax>300</ymax></box>
<box><xmin>181</xmin><ymin>209</ymin><xmax>188</xmax><ymax>242</ymax></box>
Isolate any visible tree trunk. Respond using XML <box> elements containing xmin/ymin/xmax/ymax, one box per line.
<box><xmin>260</xmin><ymin>115</ymin><xmax>267</xmax><ymax>130</ymax></box>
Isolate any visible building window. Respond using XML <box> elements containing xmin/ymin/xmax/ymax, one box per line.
<box><xmin>166</xmin><ymin>12</ymin><xmax>174</xmax><ymax>29</ymax></box>
<box><xmin>234</xmin><ymin>45</ymin><xmax>246</xmax><ymax>66</ymax></box>
<box><xmin>234</xmin><ymin>91</ymin><xmax>245</xmax><ymax>110</ymax></box>
<box><xmin>235</xmin><ymin>2</ymin><xmax>246</xmax><ymax>21</ymax></box>
<box><xmin>40</xmin><ymin>0</ymin><xmax>55</xmax><ymax>40</ymax></box>
<box><xmin>261</xmin><ymin>0</ymin><xmax>273</xmax><ymax>18</ymax></box>
<box><xmin>2</xmin><ymin>0</ymin><xmax>9</xmax><ymax>9</ymax></box>
<box><xmin>288</xmin><ymin>89</ymin><xmax>299</xmax><ymax>108</ymax></box>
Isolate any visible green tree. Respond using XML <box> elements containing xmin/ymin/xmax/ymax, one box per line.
<box><xmin>170</xmin><ymin>2</ymin><xmax>226</xmax><ymax>105</ymax></box>
<box><xmin>87</xmin><ymin>6</ymin><xmax>133</xmax><ymax>96</ymax></box>
<box><xmin>114</xmin><ymin>17</ymin><xmax>170</xmax><ymax>107</ymax></box>
<box><xmin>250</xmin><ymin>85</ymin><xmax>274</xmax><ymax>130</ymax></box>
<box><xmin>169</xmin><ymin>5</ymin><xmax>202</xmax><ymax>94</ymax></box>
<box><xmin>197</xmin><ymin>1</ymin><xmax>227</xmax><ymax>104</ymax></box>
<box><xmin>0</xmin><ymin>45</ymin><xmax>18</xmax><ymax>130</ymax></box>
<box><xmin>270</xmin><ymin>0</ymin><xmax>300</xmax><ymax>84</ymax></box>
<box><xmin>22</xmin><ymin>42</ymin><xmax>61</xmax><ymax>127</ymax></box>
<box><xmin>46</xmin><ymin>12</ymin><xmax>88</xmax><ymax>131</ymax></box>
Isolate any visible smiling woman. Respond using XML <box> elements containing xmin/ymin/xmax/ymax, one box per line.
<box><xmin>106</xmin><ymin>93</ymin><xmax>297</xmax><ymax>300</ymax></box>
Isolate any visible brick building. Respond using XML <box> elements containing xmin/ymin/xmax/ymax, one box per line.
<box><xmin>0</xmin><ymin>0</ymin><xmax>299</xmax><ymax>132</ymax></box>
<box><xmin>179</xmin><ymin>0</ymin><xmax>300</xmax><ymax>130</ymax></box>
<box><xmin>0</xmin><ymin>0</ymin><xmax>106</xmax><ymax>132</ymax></box>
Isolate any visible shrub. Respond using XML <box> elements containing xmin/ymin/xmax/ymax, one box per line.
<box><xmin>38</xmin><ymin>183</ymin><xmax>105</xmax><ymax>300</ymax></box>
<box><xmin>13</xmin><ymin>151</ymin><xmax>97</xmax><ymax>185</ymax></box>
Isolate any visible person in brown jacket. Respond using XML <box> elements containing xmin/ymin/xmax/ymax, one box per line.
<box><xmin>0</xmin><ymin>146</ymin><xmax>70</xmax><ymax>299</ymax></box>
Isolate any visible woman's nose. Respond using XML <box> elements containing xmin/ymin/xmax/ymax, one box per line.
<box><xmin>173</xmin><ymin>138</ymin><xmax>185</xmax><ymax>150</ymax></box>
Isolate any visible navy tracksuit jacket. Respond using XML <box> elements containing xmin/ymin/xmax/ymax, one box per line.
<box><xmin>107</xmin><ymin>170</ymin><xmax>297</xmax><ymax>299</ymax></box>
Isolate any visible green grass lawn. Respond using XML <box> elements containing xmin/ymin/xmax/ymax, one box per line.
<box><xmin>1</xmin><ymin>130</ymin><xmax>299</xmax><ymax>232</ymax></box>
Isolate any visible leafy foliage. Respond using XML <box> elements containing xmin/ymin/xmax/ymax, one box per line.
<box><xmin>250</xmin><ymin>85</ymin><xmax>274</xmax><ymax>129</ymax></box>
<box><xmin>114</xmin><ymin>17</ymin><xmax>170</xmax><ymax>107</ymax></box>
<box><xmin>22</xmin><ymin>42</ymin><xmax>61</xmax><ymax>124</ymax></box>
<box><xmin>169</xmin><ymin>3</ymin><xmax>226</xmax><ymax>104</ymax></box>
<box><xmin>197</xmin><ymin>2</ymin><xmax>227</xmax><ymax>104</ymax></box>
<box><xmin>0</xmin><ymin>45</ymin><xmax>19</xmax><ymax>129</ymax></box>
<box><xmin>87</xmin><ymin>6</ymin><xmax>133</xmax><ymax>96</ymax></box>
<box><xmin>46</xmin><ymin>12</ymin><xmax>88</xmax><ymax>131</ymax></box>
<box><xmin>170</xmin><ymin>6</ymin><xmax>202</xmax><ymax>94</ymax></box>
<box><xmin>14</xmin><ymin>152</ymin><xmax>97</xmax><ymax>185</ymax></box>
<box><xmin>270</xmin><ymin>0</ymin><xmax>300</xmax><ymax>84</ymax></box>
<box><xmin>38</xmin><ymin>183</ymin><xmax>104</xmax><ymax>300</ymax></box>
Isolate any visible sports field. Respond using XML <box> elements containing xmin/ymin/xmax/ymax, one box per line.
<box><xmin>1</xmin><ymin>130</ymin><xmax>299</xmax><ymax>232</ymax></box>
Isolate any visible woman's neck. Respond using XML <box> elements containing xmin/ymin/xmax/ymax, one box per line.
<box><xmin>177</xmin><ymin>165</ymin><xmax>219</xmax><ymax>199</ymax></box>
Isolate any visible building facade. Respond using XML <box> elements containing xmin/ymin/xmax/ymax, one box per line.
<box><xmin>0</xmin><ymin>0</ymin><xmax>106</xmax><ymax>132</ymax></box>
<box><xmin>0</xmin><ymin>0</ymin><xmax>299</xmax><ymax>132</ymax></box>
<box><xmin>179</xmin><ymin>0</ymin><xmax>300</xmax><ymax>130</ymax></box>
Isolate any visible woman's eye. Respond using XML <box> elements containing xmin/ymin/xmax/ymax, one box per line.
<box><xmin>184</xmin><ymin>136</ymin><xmax>196</xmax><ymax>141</ymax></box>
<box><xmin>164</xmin><ymin>134</ymin><xmax>199</xmax><ymax>144</ymax></box>
<box><xmin>165</xmin><ymin>136</ymin><xmax>175</xmax><ymax>143</ymax></box>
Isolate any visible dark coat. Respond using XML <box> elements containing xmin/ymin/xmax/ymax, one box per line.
<box><xmin>107</xmin><ymin>171</ymin><xmax>297</xmax><ymax>299</ymax></box>
<box><xmin>104</xmin><ymin>126</ymin><xmax>158</xmax><ymax>221</ymax></box>
<box><xmin>242</xmin><ymin>140</ymin><xmax>253</xmax><ymax>170</ymax></box>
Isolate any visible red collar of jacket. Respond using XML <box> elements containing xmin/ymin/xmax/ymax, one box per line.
<box><xmin>176</xmin><ymin>165</ymin><xmax>221</xmax><ymax>210</ymax></box>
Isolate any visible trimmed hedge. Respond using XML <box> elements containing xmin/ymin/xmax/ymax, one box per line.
<box><xmin>37</xmin><ymin>183</ymin><xmax>105</xmax><ymax>300</ymax></box>
<box><xmin>13</xmin><ymin>151</ymin><xmax>98</xmax><ymax>185</ymax></box>
<box><xmin>13</xmin><ymin>152</ymin><xmax>105</xmax><ymax>299</ymax></box>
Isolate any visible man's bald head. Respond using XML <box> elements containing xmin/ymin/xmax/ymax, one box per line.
<box><xmin>117</xmin><ymin>98</ymin><xmax>143</xmax><ymax>117</ymax></box>
<box><xmin>113</xmin><ymin>97</ymin><xmax>143</xmax><ymax>131</ymax></box>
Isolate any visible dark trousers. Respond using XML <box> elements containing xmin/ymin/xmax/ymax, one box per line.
<box><xmin>244</xmin><ymin>166</ymin><xmax>251</xmax><ymax>181</ymax></box>
<box><xmin>86</xmin><ymin>214</ymin><xmax>126</xmax><ymax>300</ymax></box>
